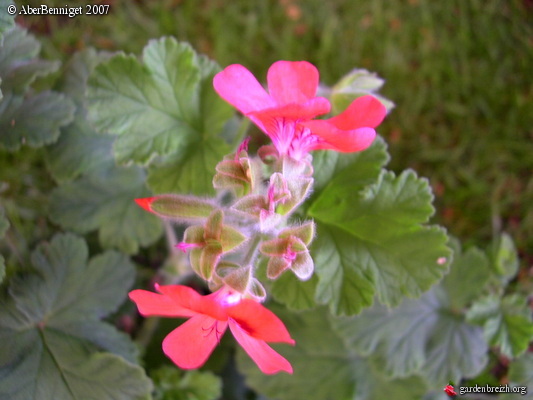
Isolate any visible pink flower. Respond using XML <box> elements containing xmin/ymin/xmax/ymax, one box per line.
<box><xmin>129</xmin><ymin>284</ymin><xmax>295</xmax><ymax>374</ymax></box>
<box><xmin>213</xmin><ymin>60</ymin><xmax>386</xmax><ymax>160</ymax></box>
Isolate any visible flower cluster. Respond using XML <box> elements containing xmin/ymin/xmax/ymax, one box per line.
<box><xmin>130</xmin><ymin>61</ymin><xmax>387</xmax><ymax>374</ymax></box>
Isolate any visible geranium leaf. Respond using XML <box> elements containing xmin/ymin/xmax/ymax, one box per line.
<box><xmin>332</xmin><ymin>287</ymin><xmax>488</xmax><ymax>386</ymax></box>
<box><xmin>440</xmin><ymin>238</ymin><xmax>491</xmax><ymax>309</ymax></box>
<box><xmin>0</xmin><ymin>207</ymin><xmax>8</xmax><ymax>283</ymax></box>
<box><xmin>270</xmin><ymin>272</ymin><xmax>318</xmax><ymax>311</ymax></box>
<box><xmin>151</xmin><ymin>366</ymin><xmax>222</xmax><ymax>400</ymax></box>
<box><xmin>147</xmin><ymin>136</ymin><xmax>230</xmax><ymax>195</ymax></box>
<box><xmin>489</xmin><ymin>232</ymin><xmax>519</xmax><ymax>285</ymax></box>
<box><xmin>309</xmin><ymin>169</ymin><xmax>451</xmax><ymax>314</ymax></box>
<box><xmin>501</xmin><ymin>354</ymin><xmax>533</xmax><ymax>400</ymax></box>
<box><xmin>466</xmin><ymin>294</ymin><xmax>533</xmax><ymax>358</ymax></box>
<box><xmin>0</xmin><ymin>90</ymin><xmax>75</xmax><ymax>151</ymax></box>
<box><xmin>0</xmin><ymin>1</ymin><xmax>15</xmax><ymax>44</ymax></box>
<box><xmin>0</xmin><ymin>27</ymin><xmax>59</xmax><ymax>94</ymax></box>
<box><xmin>237</xmin><ymin>304</ymin><xmax>427</xmax><ymax>400</ymax></box>
<box><xmin>49</xmin><ymin>167</ymin><xmax>163</xmax><ymax>254</ymax></box>
<box><xmin>311</xmin><ymin>135</ymin><xmax>389</xmax><ymax>194</ymax></box>
<box><xmin>46</xmin><ymin>117</ymin><xmax>115</xmax><ymax>183</ymax></box>
<box><xmin>87</xmin><ymin>37</ymin><xmax>233</xmax><ymax>165</ymax></box>
<box><xmin>0</xmin><ymin>233</ymin><xmax>152</xmax><ymax>399</ymax></box>
<box><xmin>46</xmin><ymin>48</ymin><xmax>115</xmax><ymax>182</ymax></box>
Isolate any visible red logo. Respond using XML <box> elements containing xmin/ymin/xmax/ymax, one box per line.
<box><xmin>444</xmin><ymin>384</ymin><xmax>457</xmax><ymax>397</ymax></box>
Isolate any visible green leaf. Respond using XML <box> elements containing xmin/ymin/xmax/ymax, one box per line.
<box><xmin>46</xmin><ymin>117</ymin><xmax>115</xmax><ymax>183</ymax></box>
<box><xmin>0</xmin><ymin>26</ymin><xmax>59</xmax><ymax>94</ymax></box>
<box><xmin>309</xmin><ymin>170</ymin><xmax>451</xmax><ymax>314</ymax></box>
<box><xmin>332</xmin><ymin>287</ymin><xmax>488</xmax><ymax>386</ymax></box>
<box><xmin>0</xmin><ymin>90</ymin><xmax>75</xmax><ymax>151</ymax></box>
<box><xmin>49</xmin><ymin>167</ymin><xmax>163</xmax><ymax>254</ymax></box>
<box><xmin>0</xmin><ymin>233</ymin><xmax>152</xmax><ymax>399</ymax></box>
<box><xmin>440</xmin><ymin>238</ymin><xmax>490</xmax><ymax>309</ymax></box>
<box><xmin>330</xmin><ymin>68</ymin><xmax>395</xmax><ymax>114</ymax></box>
<box><xmin>237</xmin><ymin>304</ymin><xmax>427</xmax><ymax>400</ymax></box>
<box><xmin>147</xmin><ymin>136</ymin><xmax>230</xmax><ymax>195</ymax></box>
<box><xmin>0</xmin><ymin>207</ymin><xmax>8</xmax><ymax>283</ymax></box>
<box><xmin>311</xmin><ymin>135</ymin><xmax>389</xmax><ymax>194</ymax></box>
<box><xmin>87</xmin><ymin>37</ymin><xmax>233</xmax><ymax>165</ymax></box>
<box><xmin>466</xmin><ymin>294</ymin><xmax>533</xmax><ymax>358</ymax></box>
<box><xmin>489</xmin><ymin>232</ymin><xmax>519</xmax><ymax>284</ymax></box>
<box><xmin>58</xmin><ymin>49</ymin><xmax>108</xmax><ymax>111</ymax></box>
<box><xmin>151</xmin><ymin>366</ymin><xmax>222</xmax><ymax>400</ymax></box>
<box><xmin>501</xmin><ymin>354</ymin><xmax>533</xmax><ymax>400</ymax></box>
<box><xmin>46</xmin><ymin>50</ymin><xmax>115</xmax><ymax>182</ymax></box>
<box><xmin>0</xmin><ymin>1</ymin><xmax>15</xmax><ymax>43</ymax></box>
<box><xmin>271</xmin><ymin>273</ymin><xmax>318</xmax><ymax>311</ymax></box>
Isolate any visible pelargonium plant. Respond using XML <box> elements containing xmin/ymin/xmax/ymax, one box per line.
<box><xmin>130</xmin><ymin>61</ymin><xmax>387</xmax><ymax>374</ymax></box>
<box><xmin>2</xmin><ymin>28</ymin><xmax>530</xmax><ymax>400</ymax></box>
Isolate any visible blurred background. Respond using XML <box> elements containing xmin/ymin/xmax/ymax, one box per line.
<box><xmin>15</xmin><ymin>0</ymin><xmax>533</xmax><ymax>266</ymax></box>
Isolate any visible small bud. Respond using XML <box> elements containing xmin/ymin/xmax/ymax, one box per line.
<box><xmin>267</xmin><ymin>257</ymin><xmax>291</xmax><ymax>279</ymax></box>
<box><xmin>279</xmin><ymin>221</ymin><xmax>315</xmax><ymax>246</ymax></box>
<box><xmin>222</xmin><ymin>265</ymin><xmax>251</xmax><ymax>294</ymax></box>
<box><xmin>135</xmin><ymin>195</ymin><xmax>215</xmax><ymax>221</ymax></box>
<box><xmin>219</xmin><ymin>226</ymin><xmax>247</xmax><ymax>252</ymax></box>
<box><xmin>276</xmin><ymin>177</ymin><xmax>313</xmax><ymax>216</ymax></box>
<box><xmin>248</xmin><ymin>278</ymin><xmax>267</xmax><ymax>302</ymax></box>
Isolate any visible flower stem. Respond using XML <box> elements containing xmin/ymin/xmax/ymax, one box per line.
<box><xmin>242</xmin><ymin>233</ymin><xmax>262</xmax><ymax>268</ymax></box>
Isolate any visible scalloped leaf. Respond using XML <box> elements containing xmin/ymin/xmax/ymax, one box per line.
<box><xmin>49</xmin><ymin>167</ymin><xmax>162</xmax><ymax>254</ymax></box>
<box><xmin>87</xmin><ymin>37</ymin><xmax>233</xmax><ymax>165</ymax></box>
<box><xmin>237</xmin><ymin>304</ymin><xmax>427</xmax><ymax>400</ymax></box>
<box><xmin>332</xmin><ymin>287</ymin><xmax>488</xmax><ymax>386</ymax></box>
<box><xmin>309</xmin><ymin>169</ymin><xmax>451</xmax><ymax>315</ymax></box>
<box><xmin>467</xmin><ymin>294</ymin><xmax>533</xmax><ymax>358</ymax></box>
<box><xmin>0</xmin><ymin>233</ymin><xmax>152</xmax><ymax>399</ymax></box>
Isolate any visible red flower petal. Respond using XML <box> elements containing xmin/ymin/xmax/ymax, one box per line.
<box><xmin>328</xmin><ymin>95</ymin><xmax>386</xmax><ymax>130</ymax></box>
<box><xmin>302</xmin><ymin>121</ymin><xmax>376</xmax><ymax>152</ymax></box>
<box><xmin>213</xmin><ymin>64</ymin><xmax>275</xmax><ymax>115</ymax></box>
<box><xmin>267</xmin><ymin>61</ymin><xmax>320</xmax><ymax>105</ymax></box>
<box><xmin>249</xmin><ymin>97</ymin><xmax>330</xmax><ymax>125</ymax></box>
<box><xmin>156</xmin><ymin>284</ymin><xmax>228</xmax><ymax>321</ymax></box>
<box><xmin>134</xmin><ymin>197</ymin><xmax>155</xmax><ymax>212</ymax></box>
<box><xmin>163</xmin><ymin>315</ymin><xmax>228</xmax><ymax>369</ymax></box>
<box><xmin>229</xmin><ymin>320</ymin><xmax>293</xmax><ymax>374</ymax></box>
<box><xmin>227</xmin><ymin>299</ymin><xmax>295</xmax><ymax>344</ymax></box>
<box><xmin>129</xmin><ymin>289</ymin><xmax>196</xmax><ymax>317</ymax></box>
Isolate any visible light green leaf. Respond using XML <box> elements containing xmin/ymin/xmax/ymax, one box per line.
<box><xmin>440</xmin><ymin>238</ymin><xmax>490</xmax><ymax>309</ymax></box>
<box><xmin>88</xmin><ymin>37</ymin><xmax>233</xmax><ymax>165</ymax></box>
<box><xmin>331</xmin><ymin>68</ymin><xmax>395</xmax><ymax>114</ymax></box>
<box><xmin>0</xmin><ymin>26</ymin><xmax>59</xmax><ymax>94</ymax></box>
<box><xmin>466</xmin><ymin>294</ymin><xmax>533</xmax><ymax>358</ymax></box>
<box><xmin>332</xmin><ymin>287</ymin><xmax>488</xmax><ymax>385</ymax></box>
<box><xmin>501</xmin><ymin>354</ymin><xmax>533</xmax><ymax>400</ymax></box>
<box><xmin>0</xmin><ymin>90</ymin><xmax>75</xmax><ymax>151</ymax></box>
<box><xmin>489</xmin><ymin>232</ymin><xmax>519</xmax><ymax>284</ymax></box>
<box><xmin>311</xmin><ymin>135</ymin><xmax>389</xmax><ymax>194</ymax></box>
<box><xmin>0</xmin><ymin>1</ymin><xmax>15</xmax><ymax>42</ymax></box>
<box><xmin>309</xmin><ymin>170</ymin><xmax>451</xmax><ymax>314</ymax></box>
<box><xmin>0</xmin><ymin>233</ymin><xmax>152</xmax><ymax>399</ymax></box>
<box><xmin>147</xmin><ymin>136</ymin><xmax>230</xmax><ymax>195</ymax></box>
<box><xmin>49</xmin><ymin>167</ymin><xmax>162</xmax><ymax>254</ymax></box>
<box><xmin>151</xmin><ymin>366</ymin><xmax>222</xmax><ymax>400</ymax></box>
<box><xmin>271</xmin><ymin>273</ymin><xmax>318</xmax><ymax>311</ymax></box>
<box><xmin>237</xmin><ymin>305</ymin><xmax>427</xmax><ymax>400</ymax></box>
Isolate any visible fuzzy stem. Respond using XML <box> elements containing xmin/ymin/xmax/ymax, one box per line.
<box><xmin>242</xmin><ymin>233</ymin><xmax>262</xmax><ymax>268</ymax></box>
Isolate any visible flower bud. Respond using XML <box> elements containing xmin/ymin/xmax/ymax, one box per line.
<box><xmin>135</xmin><ymin>195</ymin><xmax>215</xmax><ymax>222</ymax></box>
